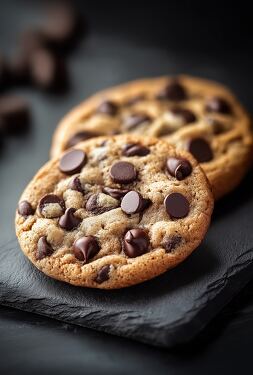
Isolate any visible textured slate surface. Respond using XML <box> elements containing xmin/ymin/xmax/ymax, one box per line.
<box><xmin>1</xmin><ymin>0</ymin><xmax>253</xmax><ymax>349</ymax></box>
<box><xmin>1</xmin><ymin>170</ymin><xmax>253</xmax><ymax>347</ymax></box>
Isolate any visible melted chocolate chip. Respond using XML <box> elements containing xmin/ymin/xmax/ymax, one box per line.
<box><xmin>73</xmin><ymin>236</ymin><xmax>100</xmax><ymax>262</ymax></box>
<box><xmin>123</xmin><ymin>228</ymin><xmax>150</xmax><ymax>258</ymax></box>
<box><xmin>18</xmin><ymin>200</ymin><xmax>34</xmax><ymax>216</ymax></box>
<box><xmin>36</xmin><ymin>236</ymin><xmax>54</xmax><ymax>260</ymax></box>
<box><xmin>166</xmin><ymin>157</ymin><xmax>192</xmax><ymax>180</ymax></box>
<box><xmin>171</xmin><ymin>108</ymin><xmax>196</xmax><ymax>124</ymax></box>
<box><xmin>59</xmin><ymin>149</ymin><xmax>87</xmax><ymax>175</ymax></box>
<box><xmin>96</xmin><ymin>100</ymin><xmax>118</xmax><ymax>116</ymax></box>
<box><xmin>122</xmin><ymin>143</ymin><xmax>150</xmax><ymax>157</ymax></box>
<box><xmin>59</xmin><ymin>208</ymin><xmax>81</xmax><ymax>230</ymax></box>
<box><xmin>164</xmin><ymin>193</ymin><xmax>190</xmax><ymax>219</ymax></box>
<box><xmin>187</xmin><ymin>138</ymin><xmax>213</xmax><ymax>163</ymax></box>
<box><xmin>123</xmin><ymin>114</ymin><xmax>151</xmax><ymax>130</ymax></box>
<box><xmin>205</xmin><ymin>97</ymin><xmax>231</xmax><ymax>114</ymax></box>
<box><xmin>95</xmin><ymin>265</ymin><xmax>110</xmax><ymax>284</ymax></box>
<box><xmin>102</xmin><ymin>187</ymin><xmax>130</xmax><ymax>200</ymax></box>
<box><xmin>164</xmin><ymin>236</ymin><xmax>182</xmax><ymax>252</ymax></box>
<box><xmin>68</xmin><ymin>175</ymin><xmax>84</xmax><ymax>193</ymax></box>
<box><xmin>39</xmin><ymin>194</ymin><xmax>65</xmax><ymax>217</ymax></box>
<box><xmin>157</xmin><ymin>80</ymin><xmax>187</xmax><ymax>101</ymax></box>
<box><xmin>66</xmin><ymin>131</ymin><xmax>99</xmax><ymax>148</ymax></box>
<box><xmin>110</xmin><ymin>161</ymin><xmax>137</xmax><ymax>184</ymax></box>
<box><xmin>121</xmin><ymin>191</ymin><xmax>151</xmax><ymax>215</ymax></box>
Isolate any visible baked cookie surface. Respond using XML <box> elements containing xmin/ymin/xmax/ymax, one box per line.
<box><xmin>16</xmin><ymin>135</ymin><xmax>213</xmax><ymax>289</ymax></box>
<box><xmin>51</xmin><ymin>76</ymin><xmax>253</xmax><ymax>199</ymax></box>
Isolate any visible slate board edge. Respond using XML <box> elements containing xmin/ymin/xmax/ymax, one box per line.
<box><xmin>1</xmin><ymin>246</ymin><xmax>253</xmax><ymax>348</ymax></box>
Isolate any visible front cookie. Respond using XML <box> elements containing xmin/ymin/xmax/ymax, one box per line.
<box><xmin>16</xmin><ymin>135</ymin><xmax>213</xmax><ymax>289</ymax></box>
<box><xmin>51</xmin><ymin>76</ymin><xmax>253</xmax><ymax>199</ymax></box>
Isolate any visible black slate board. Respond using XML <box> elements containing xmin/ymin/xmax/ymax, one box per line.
<box><xmin>1</xmin><ymin>170</ymin><xmax>253</xmax><ymax>348</ymax></box>
<box><xmin>1</xmin><ymin>0</ymin><xmax>253</xmax><ymax>349</ymax></box>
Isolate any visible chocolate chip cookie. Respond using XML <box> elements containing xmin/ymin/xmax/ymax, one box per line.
<box><xmin>16</xmin><ymin>135</ymin><xmax>213</xmax><ymax>289</ymax></box>
<box><xmin>51</xmin><ymin>76</ymin><xmax>253</xmax><ymax>199</ymax></box>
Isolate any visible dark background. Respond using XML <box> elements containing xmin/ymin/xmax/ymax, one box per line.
<box><xmin>1</xmin><ymin>1</ymin><xmax>253</xmax><ymax>374</ymax></box>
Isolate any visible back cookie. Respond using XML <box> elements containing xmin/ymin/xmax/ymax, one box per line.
<box><xmin>51</xmin><ymin>76</ymin><xmax>253</xmax><ymax>199</ymax></box>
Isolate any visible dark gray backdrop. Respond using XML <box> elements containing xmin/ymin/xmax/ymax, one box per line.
<box><xmin>1</xmin><ymin>1</ymin><xmax>253</xmax><ymax>374</ymax></box>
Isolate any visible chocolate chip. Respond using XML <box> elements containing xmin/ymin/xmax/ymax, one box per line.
<box><xmin>59</xmin><ymin>208</ymin><xmax>81</xmax><ymax>230</ymax></box>
<box><xmin>86</xmin><ymin>193</ymin><xmax>119</xmax><ymax>214</ymax></box>
<box><xmin>205</xmin><ymin>97</ymin><xmax>231</xmax><ymax>114</ymax></box>
<box><xmin>206</xmin><ymin>118</ymin><xmax>227</xmax><ymax>134</ymax></box>
<box><xmin>163</xmin><ymin>236</ymin><xmax>182</xmax><ymax>252</ymax></box>
<box><xmin>121</xmin><ymin>191</ymin><xmax>151</xmax><ymax>215</ymax></box>
<box><xmin>30</xmin><ymin>48</ymin><xmax>68</xmax><ymax>92</ymax></box>
<box><xmin>171</xmin><ymin>108</ymin><xmax>196</xmax><ymax>124</ymax></box>
<box><xmin>59</xmin><ymin>149</ymin><xmax>87</xmax><ymax>175</ymax></box>
<box><xmin>36</xmin><ymin>236</ymin><xmax>54</xmax><ymax>260</ymax></box>
<box><xmin>123</xmin><ymin>114</ymin><xmax>151</xmax><ymax>130</ymax></box>
<box><xmin>157</xmin><ymin>80</ymin><xmax>187</xmax><ymax>101</ymax></box>
<box><xmin>18</xmin><ymin>200</ymin><xmax>34</xmax><ymax>217</ymax></box>
<box><xmin>0</xmin><ymin>96</ymin><xmax>30</xmax><ymax>134</ymax></box>
<box><xmin>125</xmin><ymin>94</ymin><xmax>145</xmax><ymax>106</ymax></box>
<box><xmin>123</xmin><ymin>228</ymin><xmax>150</xmax><ymax>258</ymax></box>
<box><xmin>110</xmin><ymin>161</ymin><xmax>137</xmax><ymax>184</ymax></box>
<box><xmin>73</xmin><ymin>236</ymin><xmax>100</xmax><ymax>262</ymax></box>
<box><xmin>164</xmin><ymin>193</ymin><xmax>190</xmax><ymax>219</ymax></box>
<box><xmin>166</xmin><ymin>157</ymin><xmax>192</xmax><ymax>180</ymax></box>
<box><xmin>122</xmin><ymin>143</ymin><xmax>150</xmax><ymax>157</ymax></box>
<box><xmin>66</xmin><ymin>131</ymin><xmax>99</xmax><ymax>148</ymax></box>
<box><xmin>187</xmin><ymin>138</ymin><xmax>213</xmax><ymax>163</ymax></box>
<box><xmin>68</xmin><ymin>175</ymin><xmax>84</xmax><ymax>193</ymax></box>
<box><xmin>96</xmin><ymin>100</ymin><xmax>118</xmax><ymax>116</ymax></box>
<box><xmin>39</xmin><ymin>194</ymin><xmax>65</xmax><ymax>218</ymax></box>
<box><xmin>95</xmin><ymin>265</ymin><xmax>110</xmax><ymax>284</ymax></box>
<box><xmin>102</xmin><ymin>187</ymin><xmax>130</xmax><ymax>200</ymax></box>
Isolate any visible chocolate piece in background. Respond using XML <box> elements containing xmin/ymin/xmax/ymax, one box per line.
<box><xmin>41</xmin><ymin>2</ymin><xmax>85</xmax><ymax>53</ymax></box>
<box><xmin>0</xmin><ymin>54</ymin><xmax>10</xmax><ymax>91</ymax></box>
<box><xmin>29</xmin><ymin>48</ymin><xmax>69</xmax><ymax>92</ymax></box>
<box><xmin>19</xmin><ymin>29</ymin><xmax>48</xmax><ymax>54</ymax></box>
<box><xmin>0</xmin><ymin>95</ymin><xmax>30</xmax><ymax>135</ymax></box>
<box><xmin>8</xmin><ymin>54</ymin><xmax>31</xmax><ymax>85</ymax></box>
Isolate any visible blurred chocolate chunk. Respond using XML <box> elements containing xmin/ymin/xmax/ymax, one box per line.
<box><xmin>42</xmin><ymin>3</ymin><xmax>84</xmax><ymax>51</ymax></box>
<box><xmin>0</xmin><ymin>96</ymin><xmax>30</xmax><ymax>134</ymax></box>
<box><xmin>66</xmin><ymin>131</ymin><xmax>99</xmax><ymax>148</ymax></box>
<box><xmin>8</xmin><ymin>54</ymin><xmax>31</xmax><ymax>85</ymax></box>
<box><xmin>0</xmin><ymin>54</ymin><xmax>10</xmax><ymax>91</ymax></box>
<box><xmin>29</xmin><ymin>48</ymin><xmax>68</xmax><ymax>92</ymax></box>
<box><xmin>20</xmin><ymin>29</ymin><xmax>47</xmax><ymax>54</ymax></box>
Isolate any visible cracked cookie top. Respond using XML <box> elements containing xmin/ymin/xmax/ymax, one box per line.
<box><xmin>16</xmin><ymin>134</ymin><xmax>213</xmax><ymax>288</ymax></box>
